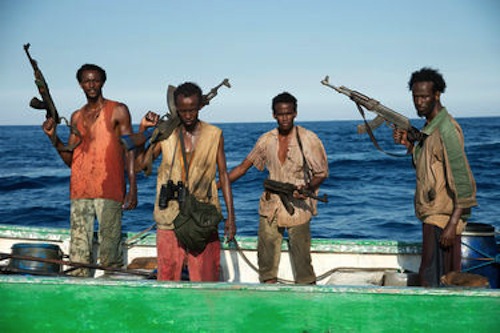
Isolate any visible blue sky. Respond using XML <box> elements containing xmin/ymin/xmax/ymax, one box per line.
<box><xmin>1</xmin><ymin>0</ymin><xmax>499</xmax><ymax>125</ymax></box>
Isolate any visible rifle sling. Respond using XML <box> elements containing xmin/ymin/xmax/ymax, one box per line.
<box><xmin>54</xmin><ymin>116</ymin><xmax>82</xmax><ymax>152</ymax></box>
<box><xmin>355</xmin><ymin>103</ymin><xmax>407</xmax><ymax>158</ymax></box>
<box><xmin>295</xmin><ymin>127</ymin><xmax>312</xmax><ymax>184</ymax></box>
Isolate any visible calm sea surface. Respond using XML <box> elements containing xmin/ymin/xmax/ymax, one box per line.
<box><xmin>0</xmin><ymin>117</ymin><xmax>499</xmax><ymax>242</ymax></box>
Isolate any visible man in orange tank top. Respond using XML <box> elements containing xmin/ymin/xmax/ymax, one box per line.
<box><xmin>42</xmin><ymin>64</ymin><xmax>137</xmax><ymax>277</ymax></box>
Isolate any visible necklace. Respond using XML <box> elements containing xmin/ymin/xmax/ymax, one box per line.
<box><xmin>83</xmin><ymin>100</ymin><xmax>105</xmax><ymax>127</ymax></box>
<box><xmin>85</xmin><ymin>101</ymin><xmax>104</xmax><ymax>121</ymax></box>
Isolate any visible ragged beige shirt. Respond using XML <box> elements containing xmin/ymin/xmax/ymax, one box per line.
<box><xmin>247</xmin><ymin>126</ymin><xmax>329</xmax><ymax>227</ymax></box>
<box><xmin>154</xmin><ymin>122</ymin><xmax>222</xmax><ymax>230</ymax></box>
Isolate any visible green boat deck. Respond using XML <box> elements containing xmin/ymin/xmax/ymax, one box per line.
<box><xmin>1</xmin><ymin>275</ymin><xmax>499</xmax><ymax>332</ymax></box>
<box><xmin>1</xmin><ymin>224</ymin><xmax>499</xmax><ymax>332</ymax></box>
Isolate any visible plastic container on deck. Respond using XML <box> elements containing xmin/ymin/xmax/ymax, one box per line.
<box><xmin>8</xmin><ymin>243</ymin><xmax>62</xmax><ymax>275</ymax></box>
<box><xmin>461</xmin><ymin>223</ymin><xmax>499</xmax><ymax>288</ymax></box>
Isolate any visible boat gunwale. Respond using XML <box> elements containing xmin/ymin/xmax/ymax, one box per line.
<box><xmin>0</xmin><ymin>274</ymin><xmax>498</xmax><ymax>297</ymax></box>
<box><xmin>0</xmin><ymin>224</ymin><xmax>422</xmax><ymax>254</ymax></box>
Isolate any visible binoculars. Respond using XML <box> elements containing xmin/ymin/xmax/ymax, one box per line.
<box><xmin>159</xmin><ymin>180</ymin><xmax>186</xmax><ymax>209</ymax></box>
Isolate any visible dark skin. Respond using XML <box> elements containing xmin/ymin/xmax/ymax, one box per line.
<box><xmin>225</xmin><ymin>102</ymin><xmax>326</xmax><ymax>198</ymax></box>
<box><xmin>393</xmin><ymin>81</ymin><xmax>462</xmax><ymax>247</ymax></box>
<box><xmin>224</xmin><ymin>101</ymin><xmax>326</xmax><ymax>284</ymax></box>
<box><xmin>42</xmin><ymin>69</ymin><xmax>137</xmax><ymax>210</ymax></box>
<box><xmin>137</xmin><ymin>94</ymin><xmax>236</xmax><ymax>242</ymax></box>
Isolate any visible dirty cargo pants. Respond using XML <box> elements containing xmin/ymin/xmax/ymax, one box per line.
<box><xmin>257</xmin><ymin>216</ymin><xmax>315</xmax><ymax>284</ymax></box>
<box><xmin>69</xmin><ymin>199</ymin><xmax>123</xmax><ymax>277</ymax></box>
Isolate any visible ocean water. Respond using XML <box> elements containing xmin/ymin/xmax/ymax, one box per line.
<box><xmin>0</xmin><ymin>117</ymin><xmax>499</xmax><ymax>242</ymax></box>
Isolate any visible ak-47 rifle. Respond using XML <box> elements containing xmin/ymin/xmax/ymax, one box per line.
<box><xmin>24</xmin><ymin>43</ymin><xmax>81</xmax><ymax>151</ymax></box>
<box><xmin>263</xmin><ymin>179</ymin><xmax>328</xmax><ymax>215</ymax></box>
<box><xmin>120</xmin><ymin>78</ymin><xmax>231</xmax><ymax>151</ymax></box>
<box><xmin>321</xmin><ymin>75</ymin><xmax>425</xmax><ymax>157</ymax></box>
<box><xmin>122</xmin><ymin>79</ymin><xmax>231</xmax><ymax>175</ymax></box>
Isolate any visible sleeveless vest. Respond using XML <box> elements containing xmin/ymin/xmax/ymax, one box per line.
<box><xmin>70</xmin><ymin>100</ymin><xmax>125</xmax><ymax>202</ymax></box>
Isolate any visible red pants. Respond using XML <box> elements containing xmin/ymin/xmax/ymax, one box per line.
<box><xmin>156</xmin><ymin>229</ymin><xmax>221</xmax><ymax>282</ymax></box>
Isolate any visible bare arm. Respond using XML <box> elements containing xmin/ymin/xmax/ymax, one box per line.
<box><xmin>294</xmin><ymin>175</ymin><xmax>327</xmax><ymax>200</ymax></box>
<box><xmin>228</xmin><ymin>158</ymin><xmax>253</xmax><ymax>183</ymax></box>
<box><xmin>217</xmin><ymin>134</ymin><xmax>236</xmax><ymax>242</ymax></box>
<box><xmin>42</xmin><ymin>112</ymin><xmax>80</xmax><ymax>167</ymax></box>
<box><xmin>308</xmin><ymin>175</ymin><xmax>327</xmax><ymax>192</ymax></box>
<box><xmin>113</xmin><ymin>103</ymin><xmax>137</xmax><ymax>210</ymax></box>
<box><xmin>440</xmin><ymin>206</ymin><xmax>466</xmax><ymax>247</ymax></box>
<box><xmin>216</xmin><ymin>157</ymin><xmax>253</xmax><ymax>189</ymax></box>
<box><xmin>135</xmin><ymin>111</ymin><xmax>162</xmax><ymax>172</ymax></box>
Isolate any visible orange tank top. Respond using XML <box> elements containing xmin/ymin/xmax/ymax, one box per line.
<box><xmin>70</xmin><ymin>100</ymin><xmax>125</xmax><ymax>202</ymax></box>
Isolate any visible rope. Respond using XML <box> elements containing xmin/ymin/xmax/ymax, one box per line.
<box><xmin>231</xmin><ymin>239</ymin><xmax>401</xmax><ymax>285</ymax></box>
<box><xmin>124</xmin><ymin>223</ymin><xmax>157</xmax><ymax>248</ymax></box>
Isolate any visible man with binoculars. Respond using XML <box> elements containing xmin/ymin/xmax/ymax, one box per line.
<box><xmin>137</xmin><ymin>82</ymin><xmax>236</xmax><ymax>282</ymax></box>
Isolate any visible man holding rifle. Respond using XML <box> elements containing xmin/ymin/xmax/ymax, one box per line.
<box><xmin>393</xmin><ymin>68</ymin><xmax>477</xmax><ymax>287</ymax></box>
<box><xmin>227</xmin><ymin>92</ymin><xmax>329</xmax><ymax>284</ymax></box>
<box><xmin>42</xmin><ymin>64</ymin><xmax>137</xmax><ymax>277</ymax></box>
<box><xmin>136</xmin><ymin>82</ymin><xmax>236</xmax><ymax>282</ymax></box>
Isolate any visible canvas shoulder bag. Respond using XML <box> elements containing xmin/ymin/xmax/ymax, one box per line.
<box><xmin>172</xmin><ymin>128</ymin><xmax>223</xmax><ymax>252</ymax></box>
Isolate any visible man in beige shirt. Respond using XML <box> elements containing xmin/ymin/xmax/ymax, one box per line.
<box><xmin>227</xmin><ymin>92</ymin><xmax>329</xmax><ymax>284</ymax></box>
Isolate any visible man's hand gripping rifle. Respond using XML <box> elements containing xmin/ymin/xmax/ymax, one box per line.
<box><xmin>321</xmin><ymin>75</ymin><xmax>424</xmax><ymax>156</ymax></box>
<box><xmin>263</xmin><ymin>179</ymin><xmax>328</xmax><ymax>215</ymax></box>
<box><xmin>24</xmin><ymin>43</ymin><xmax>81</xmax><ymax>151</ymax></box>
